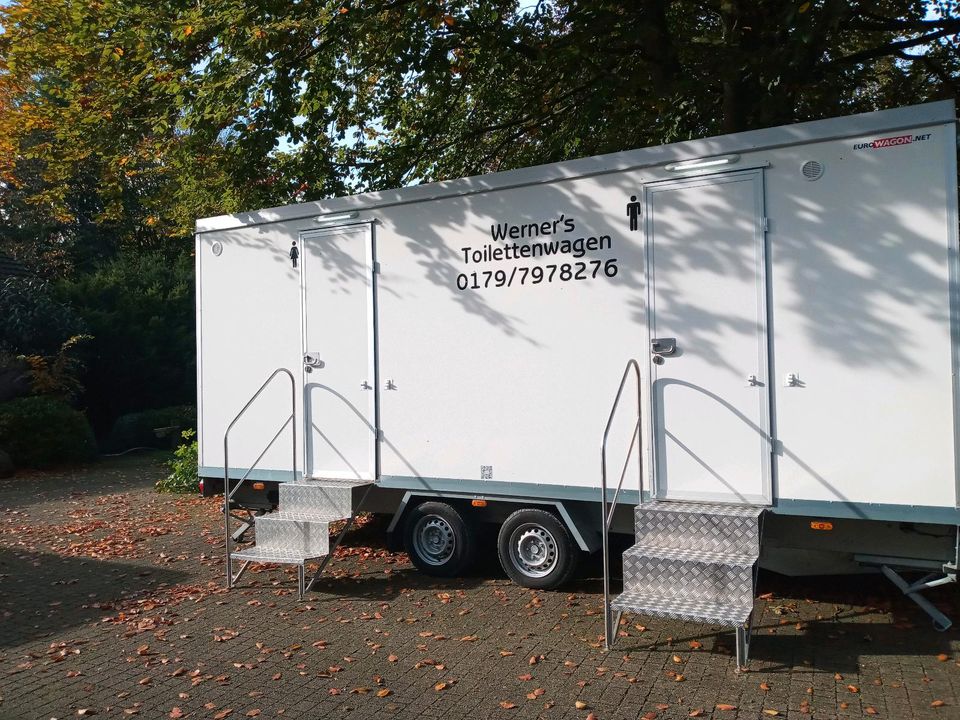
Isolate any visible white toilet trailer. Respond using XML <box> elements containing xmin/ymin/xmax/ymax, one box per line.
<box><xmin>196</xmin><ymin>101</ymin><xmax>960</xmax><ymax>645</ymax></box>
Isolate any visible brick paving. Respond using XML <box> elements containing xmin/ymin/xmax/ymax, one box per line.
<box><xmin>0</xmin><ymin>455</ymin><xmax>958</xmax><ymax>719</ymax></box>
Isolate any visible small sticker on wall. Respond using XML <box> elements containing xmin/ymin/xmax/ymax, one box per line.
<box><xmin>481</xmin><ymin>465</ymin><xmax>493</xmax><ymax>480</ymax></box>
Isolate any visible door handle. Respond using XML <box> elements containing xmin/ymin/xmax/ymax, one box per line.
<box><xmin>651</xmin><ymin>337</ymin><xmax>677</xmax><ymax>356</ymax></box>
<box><xmin>360</xmin><ymin>381</ymin><xmax>372</xmax><ymax>390</ymax></box>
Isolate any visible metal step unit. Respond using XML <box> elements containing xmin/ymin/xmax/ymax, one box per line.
<box><xmin>598</xmin><ymin>359</ymin><xmax>765</xmax><ymax>670</ymax></box>
<box><xmin>229</xmin><ymin>478</ymin><xmax>374</xmax><ymax>599</ymax></box>
<box><xmin>221</xmin><ymin>367</ymin><xmax>374</xmax><ymax>600</ymax></box>
<box><xmin>611</xmin><ymin>501</ymin><xmax>764</xmax><ymax>669</ymax></box>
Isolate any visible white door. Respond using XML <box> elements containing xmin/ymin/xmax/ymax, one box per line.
<box><xmin>645</xmin><ymin>169</ymin><xmax>771</xmax><ymax>504</ymax></box>
<box><xmin>300</xmin><ymin>224</ymin><xmax>378</xmax><ymax>480</ymax></box>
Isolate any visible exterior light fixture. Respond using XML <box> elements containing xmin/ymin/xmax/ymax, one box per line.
<box><xmin>314</xmin><ymin>211</ymin><xmax>359</xmax><ymax>224</ymax></box>
<box><xmin>664</xmin><ymin>154</ymin><xmax>740</xmax><ymax>172</ymax></box>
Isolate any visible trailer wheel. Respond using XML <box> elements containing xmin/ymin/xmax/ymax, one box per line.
<box><xmin>403</xmin><ymin>501</ymin><xmax>475</xmax><ymax>577</ymax></box>
<box><xmin>498</xmin><ymin>509</ymin><xmax>578</xmax><ymax>589</ymax></box>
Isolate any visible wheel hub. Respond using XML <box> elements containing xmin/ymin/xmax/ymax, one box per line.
<box><xmin>413</xmin><ymin>515</ymin><xmax>456</xmax><ymax>566</ymax></box>
<box><xmin>510</xmin><ymin>524</ymin><xmax>558</xmax><ymax>578</ymax></box>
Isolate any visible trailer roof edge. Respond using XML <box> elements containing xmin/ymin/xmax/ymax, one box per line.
<box><xmin>196</xmin><ymin>100</ymin><xmax>957</xmax><ymax>234</ymax></box>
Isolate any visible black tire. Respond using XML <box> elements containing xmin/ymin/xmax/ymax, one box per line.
<box><xmin>403</xmin><ymin>501</ymin><xmax>476</xmax><ymax>577</ymax></box>
<box><xmin>497</xmin><ymin>508</ymin><xmax>579</xmax><ymax>589</ymax></box>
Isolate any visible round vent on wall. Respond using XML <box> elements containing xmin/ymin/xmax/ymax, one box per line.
<box><xmin>801</xmin><ymin>160</ymin><xmax>824</xmax><ymax>181</ymax></box>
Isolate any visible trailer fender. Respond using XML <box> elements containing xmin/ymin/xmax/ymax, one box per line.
<box><xmin>385</xmin><ymin>491</ymin><xmax>600</xmax><ymax>553</ymax></box>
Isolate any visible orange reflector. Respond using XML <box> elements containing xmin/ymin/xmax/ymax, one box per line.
<box><xmin>252</xmin><ymin>482</ymin><xmax>266</xmax><ymax>491</ymax></box>
<box><xmin>471</xmin><ymin>499</ymin><xmax>487</xmax><ymax>507</ymax></box>
<box><xmin>810</xmin><ymin>521</ymin><xmax>833</xmax><ymax>531</ymax></box>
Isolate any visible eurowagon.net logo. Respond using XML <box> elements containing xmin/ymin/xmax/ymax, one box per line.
<box><xmin>853</xmin><ymin>132</ymin><xmax>932</xmax><ymax>150</ymax></box>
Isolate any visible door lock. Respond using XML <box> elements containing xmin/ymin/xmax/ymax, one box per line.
<box><xmin>303</xmin><ymin>353</ymin><xmax>325</xmax><ymax>369</ymax></box>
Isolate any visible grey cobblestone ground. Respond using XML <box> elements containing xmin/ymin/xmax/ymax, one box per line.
<box><xmin>0</xmin><ymin>455</ymin><xmax>958</xmax><ymax>719</ymax></box>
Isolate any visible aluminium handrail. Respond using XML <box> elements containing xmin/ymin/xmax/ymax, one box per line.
<box><xmin>600</xmin><ymin>358</ymin><xmax>643</xmax><ymax>651</ymax></box>
<box><xmin>224</xmin><ymin>367</ymin><xmax>297</xmax><ymax>589</ymax></box>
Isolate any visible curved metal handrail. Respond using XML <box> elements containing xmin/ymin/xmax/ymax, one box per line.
<box><xmin>600</xmin><ymin>358</ymin><xmax>643</xmax><ymax>650</ymax></box>
<box><xmin>224</xmin><ymin>367</ymin><xmax>297</xmax><ymax>588</ymax></box>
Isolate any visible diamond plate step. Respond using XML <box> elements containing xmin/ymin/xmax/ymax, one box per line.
<box><xmin>278</xmin><ymin>480</ymin><xmax>363</xmax><ymax>521</ymax></box>
<box><xmin>612</xmin><ymin>590</ymin><xmax>753</xmax><ymax>625</ymax></box>
<box><xmin>621</xmin><ymin>544</ymin><xmax>756</xmax><ymax>606</ymax></box>
<box><xmin>635</xmin><ymin>501</ymin><xmax>763</xmax><ymax>555</ymax></box>
<box><xmin>234</xmin><ymin>516</ymin><xmax>330</xmax><ymax>563</ymax></box>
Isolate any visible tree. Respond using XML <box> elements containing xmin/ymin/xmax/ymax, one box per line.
<box><xmin>1</xmin><ymin>1</ymin><xmax>956</xmax><ymax>241</ymax></box>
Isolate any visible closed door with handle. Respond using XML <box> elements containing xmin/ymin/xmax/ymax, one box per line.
<box><xmin>300</xmin><ymin>224</ymin><xmax>378</xmax><ymax>480</ymax></box>
<box><xmin>645</xmin><ymin>169</ymin><xmax>771</xmax><ymax>504</ymax></box>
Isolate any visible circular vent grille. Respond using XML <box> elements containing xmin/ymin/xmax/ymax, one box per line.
<box><xmin>801</xmin><ymin>160</ymin><xmax>824</xmax><ymax>181</ymax></box>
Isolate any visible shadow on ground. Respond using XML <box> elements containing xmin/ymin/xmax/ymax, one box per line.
<box><xmin>0</xmin><ymin>546</ymin><xmax>188</xmax><ymax>648</ymax></box>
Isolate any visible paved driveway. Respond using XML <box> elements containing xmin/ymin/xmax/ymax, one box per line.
<box><xmin>0</xmin><ymin>455</ymin><xmax>958</xmax><ymax>719</ymax></box>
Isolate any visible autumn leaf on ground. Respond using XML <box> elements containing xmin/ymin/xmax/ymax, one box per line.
<box><xmin>517</xmin><ymin>673</ymin><xmax>533</xmax><ymax>681</ymax></box>
<box><xmin>499</xmin><ymin>650</ymin><xmax>514</xmax><ymax>657</ymax></box>
<box><xmin>656</xmin><ymin>704</ymin><xmax>670</xmax><ymax>710</ymax></box>
<box><xmin>762</xmin><ymin>711</ymin><xmax>779</xmax><ymax>717</ymax></box>
<box><xmin>760</xmin><ymin>682</ymin><xmax>771</xmax><ymax>691</ymax></box>
<box><xmin>169</xmin><ymin>709</ymin><xmax>184</xmax><ymax>720</ymax></box>
<box><xmin>213</xmin><ymin>711</ymin><xmax>233</xmax><ymax>720</ymax></box>
<box><xmin>688</xmin><ymin>711</ymin><xmax>704</xmax><ymax>718</ymax></box>
<box><xmin>689</xmin><ymin>641</ymin><xmax>702</xmax><ymax>649</ymax></box>
<box><xmin>865</xmin><ymin>707</ymin><xmax>878</xmax><ymax>715</ymax></box>
<box><xmin>499</xmin><ymin>701</ymin><xmax>517</xmax><ymax>709</ymax></box>
<box><xmin>931</xmin><ymin>699</ymin><xmax>946</xmax><ymax>707</ymax></box>
<box><xmin>245</xmin><ymin>711</ymin><xmax>261</xmax><ymax>718</ymax></box>
<box><xmin>937</xmin><ymin>653</ymin><xmax>950</xmax><ymax>661</ymax></box>
<box><xmin>388</xmin><ymin>654</ymin><xmax>398</xmax><ymax>662</ymax></box>
<box><xmin>846</xmin><ymin>685</ymin><xmax>859</xmax><ymax>693</ymax></box>
<box><xmin>575</xmin><ymin>700</ymin><xmax>588</xmax><ymax>710</ymax></box>
<box><xmin>376</xmin><ymin>689</ymin><xmax>392</xmax><ymax>697</ymax></box>
<box><xmin>434</xmin><ymin>682</ymin><xmax>448</xmax><ymax>691</ymax></box>
<box><xmin>716</xmin><ymin>704</ymin><xmax>738</xmax><ymax>711</ymax></box>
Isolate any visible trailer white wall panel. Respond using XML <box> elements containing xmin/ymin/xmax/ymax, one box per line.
<box><xmin>196</xmin><ymin>101</ymin><xmax>960</xmax><ymax>523</ymax></box>
<box><xmin>765</xmin><ymin>126</ymin><xmax>957</xmax><ymax>509</ymax></box>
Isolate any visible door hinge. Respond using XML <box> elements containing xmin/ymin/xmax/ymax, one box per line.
<box><xmin>762</xmin><ymin>217</ymin><xmax>770</xmax><ymax>233</ymax></box>
<box><xmin>373</xmin><ymin>261</ymin><xmax>381</xmax><ymax>274</ymax></box>
<box><xmin>377</xmin><ymin>429</ymin><xmax>384</xmax><ymax>441</ymax></box>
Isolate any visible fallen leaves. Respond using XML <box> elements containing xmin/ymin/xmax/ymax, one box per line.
<box><xmin>434</xmin><ymin>681</ymin><xmax>448</xmax><ymax>691</ymax></box>
<box><xmin>575</xmin><ymin>700</ymin><xmax>588</xmax><ymax>710</ymax></box>
<box><xmin>716</xmin><ymin>704</ymin><xmax>738</xmax><ymax>711</ymax></box>
<box><xmin>931</xmin><ymin>699</ymin><xmax>947</xmax><ymax>708</ymax></box>
<box><xmin>499</xmin><ymin>701</ymin><xmax>517</xmax><ymax>709</ymax></box>
<box><xmin>376</xmin><ymin>689</ymin><xmax>392</xmax><ymax>698</ymax></box>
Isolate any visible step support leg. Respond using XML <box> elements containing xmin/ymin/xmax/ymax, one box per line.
<box><xmin>297</xmin><ymin>564</ymin><xmax>305</xmax><ymax>601</ymax></box>
<box><xmin>735</xmin><ymin>611</ymin><xmax>754</xmax><ymax>671</ymax></box>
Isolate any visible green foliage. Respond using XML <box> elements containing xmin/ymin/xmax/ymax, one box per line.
<box><xmin>106</xmin><ymin>405</ymin><xmax>196</xmax><ymax>452</ymax></box>
<box><xmin>2</xmin><ymin>1</ymin><xmax>958</xmax><ymax>237</ymax></box>
<box><xmin>0</xmin><ymin>277</ymin><xmax>85</xmax><ymax>355</ymax></box>
<box><xmin>0</xmin><ymin>396</ymin><xmax>97</xmax><ymax>468</ymax></box>
<box><xmin>157</xmin><ymin>429</ymin><xmax>198</xmax><ymax>493</ymax></box>
<box><xmin>56</xmin><ymin>251</ymin><xmax>196</xmax><ymax>436</ymax></box>
<box><xmin>18</xmin><ymin>334</ymin><xmax>93</xmax><ymax>401</ymax></box>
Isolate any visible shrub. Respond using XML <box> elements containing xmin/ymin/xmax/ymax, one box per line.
<box><xmin>157</xmin><ymin>429</ymin><xmax>198</xmax><ymax>494</ymax></box>
<box><xmin>0</xmin><ymin>396</ymin><xmax>97</xmax><ymax>468</ymax></box>
<box><xmin>0</xmin><ymin>276</ymin><xmax>85</xmax><ymax>356</ymax></box>
<box><xmin>105</xmin><ymin>405</ymin><xmax>197</xmax><ymax>452</ymax></box>
<box><xmin>56</xmin><ymin>250</ymin><xmax>195</xmax><ymax>437</ymax></box>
